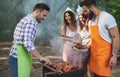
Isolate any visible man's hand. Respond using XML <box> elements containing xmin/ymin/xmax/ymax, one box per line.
<box><xmin>109</xmin><ymin>55</ymin><xmax>117</xmax><ymax>66</ymax></box>
<box><xmin>40</xmin><ymin>57</ymin><xmax>50</xmax><ymax>64</ymax></box>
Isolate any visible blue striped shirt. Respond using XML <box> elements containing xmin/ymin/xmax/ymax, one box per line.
<box><xmin>9</xmin><ymin>14</ymin><xmax>38</xmax><ymax>58</ymax></box>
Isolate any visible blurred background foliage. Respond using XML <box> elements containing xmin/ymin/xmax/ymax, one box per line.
<box><xmin>0</xmin><ymin>0</ymin><xmax>119</xmax><ymax>41</ymax></box>
<box><xmin>108</xmin><ymin>0</ymin><xmax>120</xmax><ymax>31</ymax></box>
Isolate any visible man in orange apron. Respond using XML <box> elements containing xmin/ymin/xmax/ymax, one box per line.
<box><xmin>80</xmin><ymin>0</ymin><xmax>120</xmax><ymax>77</ymax></box>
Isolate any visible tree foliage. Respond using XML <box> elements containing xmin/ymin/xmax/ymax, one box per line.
<box><xmin>0</xmin><ymin>0</ymin><xmax>24</xmax><ymax>40</ymax></box>
<box><xmin>108</xmin><ymin>0</ymin><xmax>120</xmax><ymax>30</ymax></box>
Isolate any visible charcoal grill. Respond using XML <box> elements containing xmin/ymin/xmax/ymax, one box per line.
<box><xmin>41</xmin><ymin>62</ymin><xmax>85</xmax><ymax>77</ymax></box>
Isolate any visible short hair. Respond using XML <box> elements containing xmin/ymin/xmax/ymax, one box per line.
<box><xmin>33</xmin><ymin>3</ymin><xmax>50</xmax><ymax>12</ymax></box>
<box><xmin>80</xmin><ymin>0</ymin><xmax>96</xmax><ymax>7</ymax></box>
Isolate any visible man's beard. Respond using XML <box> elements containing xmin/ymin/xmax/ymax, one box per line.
<box><xmin>89</xmin><ymin>10</ymin><xmax>95</xmax><ymax>20</ymax></box>
<box><xmin>36</xmin><ymin>16</ymin><xmax>44</xmax><ymax>23</ymax></box>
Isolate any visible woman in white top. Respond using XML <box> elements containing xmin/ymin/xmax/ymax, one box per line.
<box><xmin>77</xmin><ymin>10</ymin><xmax>91</xmax><ymax>77</ymax></box>
<box><xmin>61</xmin><ymin>8</ymin><xmax>82</xmax><ymax>67</ymax></box>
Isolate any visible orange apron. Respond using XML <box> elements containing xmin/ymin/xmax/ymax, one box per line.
<box><xmin>90</xmin><ymin>13</ymin><xmax>112</xmax><ymax>76</ymax></box>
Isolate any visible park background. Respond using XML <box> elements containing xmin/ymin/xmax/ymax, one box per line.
<box><xmin>0</xmin><ymin>0</ymin><xmax>120</xmax><ymax>77</ymax></box>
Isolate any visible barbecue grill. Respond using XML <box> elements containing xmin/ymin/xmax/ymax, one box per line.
<box><xmin>41</xmin><ymin>61</ymin><xmax>85</xmax><ymax>77</ymax></box>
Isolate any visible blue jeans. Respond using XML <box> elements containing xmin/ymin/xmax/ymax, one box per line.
<box><xmin>8</xmin><ymin>56</ymin><xmax>18</xmax><ymax>77</ymax></box>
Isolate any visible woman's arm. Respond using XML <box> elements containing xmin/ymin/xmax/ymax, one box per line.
<box><xmin>86</xmin><ymin>39</ymin><xmax>91</xmax><ymax>48</ymax></box>
<box><xmin>61</xmin><ymin>25</ymin><xmax>66</xmax><ymax>36</ymax></box>
<box><xmin>69</xmin><ymin>34</ymin><xmax>82</xmax><ymax>44</ymax></box>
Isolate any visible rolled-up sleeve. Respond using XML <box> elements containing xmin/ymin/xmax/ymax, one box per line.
<box><xmin>23</xmin><ymin>21</ymin><xmax>36</xmax><ymax>52</ymax></box>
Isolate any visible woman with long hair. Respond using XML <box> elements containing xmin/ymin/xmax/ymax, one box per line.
<box><xmin>77</xmin><ymin>10</ymin><xmax>91</xmax><ymax>77</ymax></box>
<box><xmin>61</xmin><ymin>8</ymin><xmax>82</xmax><ymax>67</ymax></box>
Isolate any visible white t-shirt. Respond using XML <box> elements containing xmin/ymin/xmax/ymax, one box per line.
<box><xmin>89</xmin><ymin>11</ymin><xmax>117</xmax><ymax>43</ymax></box>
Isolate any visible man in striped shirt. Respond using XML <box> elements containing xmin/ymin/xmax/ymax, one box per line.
<box><xmin>9</xmin><ymin>3</ymin><xmax>50</xmax><ymax>77</ymax></box>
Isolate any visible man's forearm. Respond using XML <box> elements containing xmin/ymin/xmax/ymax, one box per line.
<box><xmin>113</xmin><ymin>36</ymin><xmax>120</xmax><ymax>57</ymax></box>
<box><xmin>30</xmin><ymin>49</ymin><xmax>43</xmax><ymax>59</ymax></box>
<box><xmin>109</xmin><ymin>27</ymin><xmax>120</xmax><ymax>57</ymax></box>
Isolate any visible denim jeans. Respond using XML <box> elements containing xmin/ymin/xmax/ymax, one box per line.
<box><xmin>8</xmin><ymin>56</ymin><xmax>18</xmax><ymax>77</ymax></box>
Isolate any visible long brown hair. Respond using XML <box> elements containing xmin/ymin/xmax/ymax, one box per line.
<box><xmin>63</xmin><ymin>10</ymin><xmax>76</xmax><ymax>26</ymax></box>
<box><xmin>62</xmin><ymin>10</ymin><xmax>77</xmax><ymax>35</ymax></box>
<box><xmin>78</xmin><ymin>13</ymin><xmax>89</xmax><ymax>32</ymax></box>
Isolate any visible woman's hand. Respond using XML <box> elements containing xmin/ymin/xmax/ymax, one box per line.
<box><xmin>61</xmin><ymin>36</ymin><xmax>73</xmax><ymax>41</ymax></box>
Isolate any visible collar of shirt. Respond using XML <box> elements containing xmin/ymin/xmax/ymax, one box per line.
<box><xmin>29</xmin><ymin>13</ymin><xmax>38</xmax><ymax>24</ymax></box>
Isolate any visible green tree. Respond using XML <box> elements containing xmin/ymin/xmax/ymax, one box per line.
<box><xmin>108</xmin><ymin>0</ymin><xmax>120</xmax><ymax>31</ymax></box>
<box><xmin>0</xmin><ymin>0</ymin><xmax>24</xmax><ymax>40</ymax></box>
